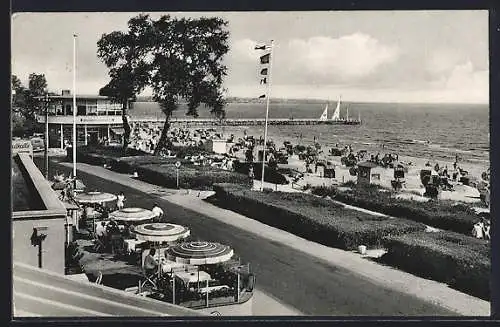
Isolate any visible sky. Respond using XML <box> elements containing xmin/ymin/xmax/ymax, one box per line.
<box><xmin>11</xmin><ymin>11</ymin><xmax>488</xmax><ymax>104</ymax></box>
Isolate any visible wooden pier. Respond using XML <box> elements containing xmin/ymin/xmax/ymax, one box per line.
<box><xmin>132</xmin><ymin>117</ymin><xmax>362</xmax><ymax>126</ymax></box>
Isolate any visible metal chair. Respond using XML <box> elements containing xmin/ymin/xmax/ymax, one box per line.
<box><xmin>95</xmin><ymin>271</ymin><xmax>103</xmax><ymax>285</ymax></box>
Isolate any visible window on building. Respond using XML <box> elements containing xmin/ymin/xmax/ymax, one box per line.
<box><xmin>77</xmin><ymin>105</ymin><xmax>86</xmax><ymax>116</ymax></box>
<box><xmin>65</xmin><ymin>104</ymin><xmax>72</xmax><ymax>115</ymax></box>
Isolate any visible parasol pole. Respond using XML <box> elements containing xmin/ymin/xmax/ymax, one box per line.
<box><xmin>237</xmin><ymin>271</ymin><xmax>240</xmax><ymax>303</ymax></box>
<box><xmin>172</xmin><ymin>276</ymin><xmax>176</xmax><ymax>304</ymax></box>
<box><xmin>72</xmin><ymin>34</ymin><xmax>78</xmax><ymax>185</ymax></box>
<box><xmin>206</xmin><ymin>278</ymin><xmax>209</xmax><ymax>308</ymax></box>
<box><xmin>157</xmin><ymin>241</ymin><xmax>162</xmax><ymax>277</ymax></box>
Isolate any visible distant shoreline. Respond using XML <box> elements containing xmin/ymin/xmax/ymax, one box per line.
<box><xmin>132</xmin><ymin>98</ymin><xmax>489</xmax><ymax>106</ymax></box>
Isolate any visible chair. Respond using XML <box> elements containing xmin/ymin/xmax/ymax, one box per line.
<box><xmin>139</xmin><ymin>251</ymin><xmax>158</xmax><ymax>290</ymax></box>
<box><xmin>93</xmin><ymin>237</ymin><xmax>106</xmax><ymax>253</ymax></box>
<box><xmin>95</xmin><ymin>271</ymin><xmax>103</xmax><ymax>285</ymax></box>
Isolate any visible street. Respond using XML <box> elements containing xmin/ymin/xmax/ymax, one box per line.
<box><xmin>42</xmin><ymin>158</ymin><xmax>454</xmax><ymax>315</ymax></box>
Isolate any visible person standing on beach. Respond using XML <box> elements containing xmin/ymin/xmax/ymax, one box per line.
<box><xmin>116</xmin><ymin>192</ymin><xmax>126</xmax><ymax>210</ymax></box>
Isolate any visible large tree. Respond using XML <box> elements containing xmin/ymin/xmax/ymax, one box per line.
<box><xmin>11</xmin><ymin>73</ymin><xmax>48</xmax><ymax>136</ymax></box>
<box><xmin>97</xmin><ymin>14</ymin><xmax>229</xmax><ymax>154</ymax></box>
<box><xmin>97</xmin><ymin>15</ymin><xmax>151</xmax><ymax>152</ymax></box>
<box><xmin>12</xmin><ymin>73</ymin><xmax>48</xmax><ymax>120</ymax></box>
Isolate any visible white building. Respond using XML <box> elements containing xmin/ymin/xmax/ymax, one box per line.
<box><xmin>35</xmin><ymin>90</ymin><xmax>125</xmax><ymax>148</ymax></box>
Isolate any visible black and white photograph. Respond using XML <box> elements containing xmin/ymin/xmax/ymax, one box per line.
<box><xmin>11</xmin><ymin>10</ymin><xmax>491</xmax><ymax>317</ymax></box>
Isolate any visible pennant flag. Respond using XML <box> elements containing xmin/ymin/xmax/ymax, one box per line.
<box><xmin>260</xmin><ymin>78</ymin><xmax>267</xmax><ymax>85</ymax></box>
<box><xmin>254</xmin><ymin>45</ymin><xmax>267</xmax><ymax>50</ymax></box>
<box><xmin>259</xmin><ymin>94</ymin><xmax>266</xmax><ymax>99</ymax></box>
<box><xmin>260</xmin><ymin>68</ymin><xmax>268</xmax><ymax>75</ymax></box>
<box><xmin>260</xmin><ymin>53</ymin><xmax>270</xmax><ymax>64</ymax></box>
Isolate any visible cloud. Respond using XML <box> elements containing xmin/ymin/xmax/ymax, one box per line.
<box><xmin>284</xmin><ymin>34</ymin><xmax>400</xmax><ymax>82</ymax></box>
<box><xmin>229</xmin><ymin>38</ymin><xmax>261</xmax><ymax>62</ymax></box>
<box><xmin>426</xmin><ymin>48</ymin><xmax>464</xmax><ymax>75</ymax></box>
<box><xmin>429</xmin><ymin>61</ymin><xmax>488</xmax><ymax>102</ymax></box>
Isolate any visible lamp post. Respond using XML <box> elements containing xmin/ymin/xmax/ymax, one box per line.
<box><xmin>43</xmin><ymin>94</ymin><xmax>50</xmax><ymax>179</ymax></box>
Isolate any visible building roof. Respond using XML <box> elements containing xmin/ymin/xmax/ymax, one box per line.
<box><xmin>13</xmin><ymin>262</ymin><xmax>203</xmax><ymax>317</ymax></box>
<box><xmin>357</xmin><ymin>161</ymin><xmax>379</xmax><ymax>169</ymax></box>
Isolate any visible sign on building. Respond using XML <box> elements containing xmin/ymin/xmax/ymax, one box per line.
<box><xmin>12</xmin><ymin>140</ymin><xmax>33</xmax><ymax>157</ymax></box>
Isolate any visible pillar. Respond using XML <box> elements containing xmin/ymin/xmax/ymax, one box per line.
<box><xmin>107</xmin><ymin>125</ymin><xmax>110</xmax><ymax>142</ymax></box>
<box><xmin>84</xmin><ymin>124</ymin><xmax>88</xmax><ymax>145</ymax></box>
<box><xmin>60</xmin><ymin>124</ymin><xmax>64</xmax><ymax>149</ymax></box>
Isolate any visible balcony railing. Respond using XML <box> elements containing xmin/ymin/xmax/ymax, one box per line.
<box><xmin>36</xmin><ymin>114</ymin><xmax>124</xmax><ymax>125</ymax></box>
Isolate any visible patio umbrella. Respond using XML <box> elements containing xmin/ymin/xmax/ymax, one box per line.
<box><xmin>109</xmin><ymin>207</ymin><xmax>156</xmax><ymax>222</ymax></box>
<box><xmin>134</xmin><ymin>223</ymin><xmax>190</xmax><ymax>243</ymax></box>
<box><xmin>74</xmin><ymin>191</ymin><xmax>117</xmax><ymax>204</ymax></box>
<box><xmin>165</xmin><ymin>241</ymin><xmax>234</xmax><ymax>265</ymax></box>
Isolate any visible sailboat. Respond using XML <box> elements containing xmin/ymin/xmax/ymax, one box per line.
<box><xmin>317</xmin><ymin>95</ymin><xmax>361</xmax><ymax>125</ymax></box>
<box><xmin>331</xmin><ymin>96</ymin><xmax>341</xmax><ymax>120</ymax></box>
<box><xmin>319</xmin><ymin>103</ymin><xmax>329</xmax><ymax>121</ymax></box>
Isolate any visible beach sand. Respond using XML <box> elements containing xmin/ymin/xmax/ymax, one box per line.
<box><xmin>184</xmin><ymin>126</ymin><xmax>488</xmax><ymax>204</ymax></box>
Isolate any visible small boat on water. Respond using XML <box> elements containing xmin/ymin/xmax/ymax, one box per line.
<box><xmin>318</xmin><ymin>96</ymin><xmax>361</xmax><ymax>125</ymax></box>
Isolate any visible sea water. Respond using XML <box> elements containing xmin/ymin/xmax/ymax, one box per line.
<box><xmin>131</xmin><ymin>101</ymin><xmax>490</xmax><ymax>166</ymax></box>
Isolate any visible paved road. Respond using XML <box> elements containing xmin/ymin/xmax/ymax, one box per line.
<box><xmin>43</xmin><ymin>158</ymin><xmax>455</xmax><ymax>316</ymax></box>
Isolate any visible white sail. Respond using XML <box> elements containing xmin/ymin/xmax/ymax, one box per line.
<box><xmin>319</xmin><ymin>104</ymin><xmax>328</xmax><ymax>121</ymax></box>
<box><xmin>346</xmin><ymin>106</ymin><xmax>349</xmax><ymax>121</ymax></box>
<box><xmin>331</xmin><ymin>96</ymin><xmax>341</xmax><ymax>120</ymax></box>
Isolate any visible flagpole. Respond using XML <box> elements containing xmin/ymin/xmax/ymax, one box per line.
<box><xmin>261</xmin><ymin>40</ymin><xmax>274</xmax><ymax>191</ymax></box>
<box><xmin>72</xmin><ymin>34</ymin><xmax>77</xmax><ymax>182</ymax></box>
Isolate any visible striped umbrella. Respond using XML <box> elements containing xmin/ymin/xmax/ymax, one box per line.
<box><xmin>74</xmin><ymin>191</ymin><xmax>117</xmax><ymax>204</ymax></box>
<box><xmin>134</xmin><ymin>223</ymin><xmax>190</xmax><ymax>242</ymax></box>
<box><xmin>109</xmin><ymin>207</ymin><xmax>156</xmax><ymax>222</ymax></box>
<box><xmin>166</xmin><ymin>241</ymin><xmax>234</xmax><ymax>265</ymax></box>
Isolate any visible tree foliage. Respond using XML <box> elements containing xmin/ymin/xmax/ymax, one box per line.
<box><xmin>97</xmin><ymin>14</ymin><xmax>230</xmax><ymax>154</ymax></box>
<box><xmin>12</xmin><ymin>73</ymin><xmax>48</xmax><ymax>120</ymax></box>
<box><xmin>11</xmin><ymin>74</ymin><xmax>47</xmax><ymax>136</ymax></box>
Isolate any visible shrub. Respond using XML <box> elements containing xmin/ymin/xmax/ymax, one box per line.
<box><xmin>170</xmin><ymin>145</ymin><xmax>212</xmax><ymax>158</ymax></box>
<box><xmin>232</xmin><ymin>161</ymin><xmax>288</xmax><ymax>185</ymax></box>
<box><xmin>311</xmin><ymin>184</ymin><xmax>479</xmax><ymax>235</ymax></box>
<box><xmin>212</xmin><ymin>183</ymin><xmax>425</xmax><ymax>250</ymax></box>
<box><xmin>381</xmin><ymin>232</ymin><xmax>490</xmax><ymax>300</ymax></box>
<box><xmin>110</xmin><ymin>156</ymin><xmax>190</xmax><ymax>174</ymax></box>
<box><xmin>136</xmin><ymin>164</ymin><xmax>248</xmax><ymax>190</ymax></box>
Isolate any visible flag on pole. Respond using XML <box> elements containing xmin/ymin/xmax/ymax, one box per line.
<box><xmin>259</xmin><ymin>94</ymin><xmax>266</xmax><ymax>99</ymax></box>
<box><xmin>255</xmin><ymin>45</ymin><xmax>267</xmax><ymax>50</ymax></box>
<box><xmin>260</xmin><ymin>68</ymin><xmax>268</xmax><ymax>75</ymax></box>
<box><xmin>260</xmin><ymin>78</ymin><xmax>267</xmax><ymax>85</ymax></box>
<box><xmin>260</xmin><ymin>53</ymin><xmax>270</xmax><ymax>64</ymax></box>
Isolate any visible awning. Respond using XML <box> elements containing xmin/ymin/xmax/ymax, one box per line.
<box><xmin>111</xmin><ymin>128</ymin><xmax>125</xmax><ymax>135</ymax></box>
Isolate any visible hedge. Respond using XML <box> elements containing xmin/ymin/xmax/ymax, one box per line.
<box><xmin>110</xmin><ymin>156</ymin><xmax>191</xmax><ymax>174</ymax></box>
<box><xmin>232</xmin><ymin>161</ymin><xmax>288</xmax><ymax>185</ymax></box>
<box><xmin>381</xmin><ymin>232</ymin><xmax>490</xmax><ymax>300</ymax></box>
<box><xmin>136</xmin><ymin>164</ymin><xmax>248</xmax><ymax>190</ymax></box>
<box><xmin>67</xmin><ymin>146</ymin><xmax>148</xmax><ymax>166</ymax></box>
<box><xmin>312</xmin><ymin>184</ymin><xmax>479</xmax><ymax>235</ymax></box>
<box><xmin>212</xmin><ymin>183</ymin><xmax>425</xmax><ymax>250</ymax></box>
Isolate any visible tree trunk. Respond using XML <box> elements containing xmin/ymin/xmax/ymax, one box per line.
<box><xmin>122</xmin><ymin>101</ymin><xmax>131</xmax><ymax>155</ymax></box>
<box><xmin>154</xmin><ymin>118</ymin><xmax>171</xmax><ymax>156</ymax></box>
